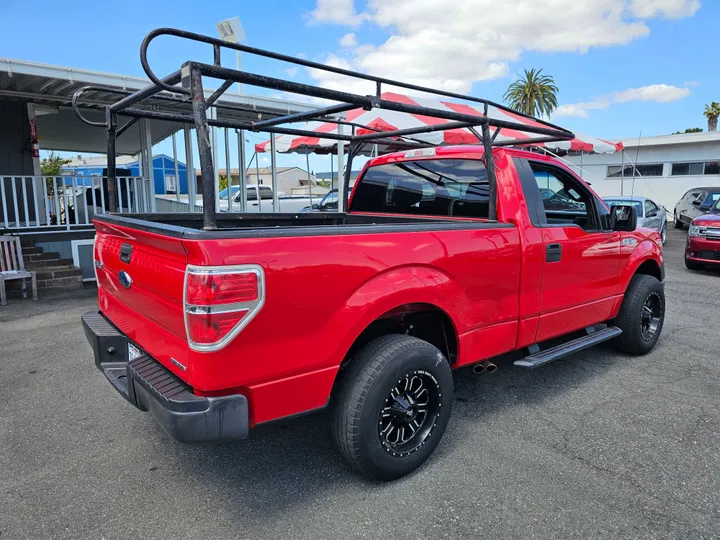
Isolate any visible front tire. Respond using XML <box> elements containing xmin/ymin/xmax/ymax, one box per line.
<box><xmin>660</xmin><ymin>224</ymin><xmax>667</xmax><ymax>245</ymax></box>
<box><xmin>331</xmin><ymin>335</ymin><xmax>454</xmax><ymax>480</ymax></box>
<box><xmin>612</xmin><ymin>274</ymin><xmax>665</xmax><ymax>355</ymax></box>
<box><xmin>674</xmin><ymin>213</ymin><xmax>683</xmax><ymax>229</ymax></box>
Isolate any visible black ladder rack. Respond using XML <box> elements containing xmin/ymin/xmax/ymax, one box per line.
<box><xmin>72</xmin><ymin>27</ymin><xmax>575</xmax><ymax>230</ymax></box>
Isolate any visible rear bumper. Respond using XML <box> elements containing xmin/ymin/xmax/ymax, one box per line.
<box><xmin>82</xmin><ymin>311</ymin><xmax>249</xmax><ymax>443</ymax></box>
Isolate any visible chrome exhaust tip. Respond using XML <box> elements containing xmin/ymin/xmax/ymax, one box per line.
<box><xmin>482</xmin><ymin>360</ymin><xmax>497</xmax><ymax>374</ymax></box>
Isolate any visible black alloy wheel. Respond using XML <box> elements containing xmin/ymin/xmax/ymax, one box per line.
<box><xmin>640</xmin><ymin>292</ymin><xmax>663</xmax><ymax>342</ymax></box>
<box><xmin>379</xmin><ymin>370</ymin><xmax>442</xmax><ymax>458</ymax></box>
<box><xmin>612</xmin><ymin>274</ymin><xmax>665</xmax><ymax>355</ymax></box>
<box><xmin>331</xmin><ymin>334</ymin><xmax>454</xmax><ymax>480</ymax></box>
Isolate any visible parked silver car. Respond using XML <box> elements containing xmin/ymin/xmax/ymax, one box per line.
<box><xmin>673</xmin><ymin>187</ymin><xmax>720</xmax><ymax>229</ymax></box>
<box><xmin>603</xmin><ymin>196</ymin><xmax>668</xmax><ymax>244</ymax></box>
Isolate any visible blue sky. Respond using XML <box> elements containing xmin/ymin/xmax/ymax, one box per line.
<box><xmin>1</xmin><ymin>0</ymin><xmax>716</xmax><ymax>173</ymax></box>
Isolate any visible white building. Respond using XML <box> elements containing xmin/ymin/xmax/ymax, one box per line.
<box><xmin>565</xmin><ymin>132</ymin><xmax>720</xmax><ymax>211</ymax></box>
<box><xmin>198</xmin><ymin>166</ymin><xmax>327</xmax><ymax>197</ymax></box>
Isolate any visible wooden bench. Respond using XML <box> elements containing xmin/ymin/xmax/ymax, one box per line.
<box><xmin>0</xmin><ymin>236</ymin><xmax>38</xmax><ymax>306</ymax></box>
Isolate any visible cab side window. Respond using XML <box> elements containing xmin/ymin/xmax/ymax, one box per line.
<box><xmin>530</xmin><ymin>162</ymin><xmax>597</xmax><ymax>230</ymax></box>
<box><xmin>643</xmin><ymin>200</ymin><xmax>658</xmax><ymax>216</ymax></box>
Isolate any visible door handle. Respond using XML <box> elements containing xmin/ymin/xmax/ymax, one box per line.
<box><xmin>546</xmin><ymin>243</ymin><xmax>562</xmax><ymax>263</ymax></box>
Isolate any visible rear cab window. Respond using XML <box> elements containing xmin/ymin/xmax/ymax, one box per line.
<box><xmin>350</xmin><ymin>159</ymin><xmax>489</xmax><ymax>218</ymax></box>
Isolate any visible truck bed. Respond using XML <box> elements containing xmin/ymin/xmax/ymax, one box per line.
<box><xmin>92</xmin><ymin>210</ymin><xmax>521</xmax><ymax>416</ymax></box>
<box><xmin>95</xmin><ymin>212</ymin><xmax>507</xmax><ymax>238</ymax></box>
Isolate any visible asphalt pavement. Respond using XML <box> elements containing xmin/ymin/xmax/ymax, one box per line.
<box><xmin>1</xmin><ymin>227</ymin><xmax>719</xmax><ymax>539</ymax></box>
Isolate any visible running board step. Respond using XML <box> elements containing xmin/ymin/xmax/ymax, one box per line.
<box><xmin>514</xmin><ymin>326</ymin><xmax>622</xmax><ymax>369</ymax></box>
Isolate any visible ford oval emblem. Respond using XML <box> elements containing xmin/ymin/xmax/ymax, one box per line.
<box><xmin>118</xmin><ymin>271</ymin><xmax>133</xmax><ymax>289</ymax></box>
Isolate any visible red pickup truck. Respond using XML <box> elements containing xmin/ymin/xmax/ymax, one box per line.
<box><xmin>83</xmin><ymin>145</ymin><xmax>665</xmax><ymax>479</ymax></box>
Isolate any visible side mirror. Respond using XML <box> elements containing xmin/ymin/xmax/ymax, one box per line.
<box><xmin>610</xmin><ymin>205</ymin><xmax>637</xmax><ymax>232</ymax></box>
<box><xmin>646</xmin><ymin>210</ymin><xmax>657</xmax><ymax>218</ymax></box>
<box><xmin>692</xmin><ymin>199</ymin><xmax>701</xmax><ymax>206</ymax></box>
<box><xmin>311</xmin><ymin>203</ymin><xmax>320</xmax><ymax>210</ymax></box>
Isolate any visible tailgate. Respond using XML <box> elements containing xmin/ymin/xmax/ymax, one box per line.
<box><xmin>94</xmin><ymin>218</ymin><xmax>190</xmax><ymax>375</ymax></box>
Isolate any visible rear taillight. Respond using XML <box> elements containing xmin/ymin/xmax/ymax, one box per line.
<box><xmin>184</xmin><ymin>265</ymin><xmax>265</xmax><ymax>352</ymax></box>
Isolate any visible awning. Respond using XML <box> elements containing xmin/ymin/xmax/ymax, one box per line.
<box><xmin>256</xmin><ymin>92</ymin><xmax>623</xmax><ymax>155</ymax></box>
<box><xmin>0</xmin><ymin>57</ymin><xmax>320</xmax><ymax>155</ymax></box>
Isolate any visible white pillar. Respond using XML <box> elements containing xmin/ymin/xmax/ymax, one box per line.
<box><xmin>224</xmin><ymin>127</ymin><xmax>232</xmax><ymax>212</ymax></box>
<box><xmin>184</xmin><ymin>125</ymin><xmax>196</xmax><ymax>211</ymax></box>
<box><xmin>337</xmin><ymin>121</ymin><xmax>345</xmax><ymax>212</ymax></box>
<box><xmin>172</xmin><ymin>132</ymin><xmax>180</xmax><ymax>202</ymax></box>
<box><xmin>210</xmin><ymin>107</ymin><xmax>220</xmax><ymax>213</ymax></box>
<box><xmin>270</xmin><ymin>137</ymin><xmax>279</xmax><ymax>211</ymax></box>
<box><xmin>139</xmin><ymin>119</ymin><xmax>155</xmax><ymax>212</ymax></box>
<box><xmin>27</xmin><ymin>103</ymin><xmax>47</xmax><ymax>224</ymax></box>
<box><xmin>236</xmin><ymin>129</ymin><xmax>247</xmax><ymax>212</ymax></box>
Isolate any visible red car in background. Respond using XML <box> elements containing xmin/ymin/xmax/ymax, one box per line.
<box><xmin>685</xmin><ymin>198</ymin><xmax>720</xmax><ymax>270</ymax></box>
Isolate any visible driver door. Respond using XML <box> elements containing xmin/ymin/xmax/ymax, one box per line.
<box><xmin>529</xmin><ymin>161</ymin><xmax>621</xmax><ymax>342</ymax></box>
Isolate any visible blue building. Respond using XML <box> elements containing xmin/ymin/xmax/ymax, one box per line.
<box><xmin>62</xmin><ymin>154</ymin><xmax>191</xmax><ymax>195</ymax></box>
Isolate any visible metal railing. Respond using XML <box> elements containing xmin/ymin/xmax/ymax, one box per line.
<box><xmin>0</xmin><ymin>176</ymin><xmax>153</xmax><ymax>232</ymax></box>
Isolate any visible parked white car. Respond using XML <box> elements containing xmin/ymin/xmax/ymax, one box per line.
<box><xmin>216</xmin><ymin>185</ymin><xmax>323</xmax><ymax>213</ymax></box>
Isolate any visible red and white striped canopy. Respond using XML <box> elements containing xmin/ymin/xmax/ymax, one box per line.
<box><xmin>255</xmin><ymin>92</ymin><xmax>622</xmax><ymax>155</ymax></box>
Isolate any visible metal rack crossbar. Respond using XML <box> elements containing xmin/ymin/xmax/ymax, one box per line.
<box><xmin>72</xmin><ymin>27</ymin><xmax>575</xmax><ymax>230</ymax></box>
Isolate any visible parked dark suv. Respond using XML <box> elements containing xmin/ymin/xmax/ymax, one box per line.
<box><xmin>674</xmin><ymin>187</ymin><xmax>720</xmax><ymax>228</ymax></box>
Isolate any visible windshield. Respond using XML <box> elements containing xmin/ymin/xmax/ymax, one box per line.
<box><xmin>219</xmin><ymin>186</ymin><xmax>240</xmax><ymax>200</ymax></box>
<box><xmin>713</xmin><ymin>196</ymin><xmax>720</xmax><ymax>213</ymax></box>
<box><xmin>706</xmin><ymin>191</ymin><xmax>720</xmax><ymax>208</ymax></box>
<box><xmin>604</xmin><ymin>199</ymin><xmax>643</xmax><ymax>215</ymax></box>
<box><xmin>320</xmin><ymin>190</ymin><xmax>338</xmax><ymax>209</ymax></box>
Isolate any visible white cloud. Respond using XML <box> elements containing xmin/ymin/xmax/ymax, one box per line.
<box><xmin>613</xmin><ymin>84</ymin><xmax>691</xmax><ymax>103</ymax></box>
<box><xmin>339</xmin><ymin>32</ymin><xmax>357</xmax><ymax>47</ymax></box>
<box><xmin>555</xmin><ymin>99</ymin><xmax>611</xmax><ymax>118</ymax></box>
<box><xmin>305</xmin><ymin>0</ymin><xmax>700</xmax><ymax>95</ymax></box>
<box><xmin>307</xmin><ymin>0</ymin><xmax>368</xmax><ymax>26</ymax></box>
<box><xmin>629</xmin><ymin>0</ymin><xmax>700</xmax><ymax>18</ymax></box>
<box><xmin>285</xmin><ymin>67</ymin><xmax>298</xmax><ymax>77</ymax></box>
<box><xmin>556</xmin><ymin>83</ymin><xmax>691</xmax><ymax>118</ymax></box>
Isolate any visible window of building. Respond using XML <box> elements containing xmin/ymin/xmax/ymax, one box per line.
<box><xmin>671</xmin><ymin>162</ymin><xmax>720</xmax><ymax>176</ymax></box>
<box><xmin>704</xmin><ymin>162</ymin><xmax>720</xmax><ymax>175</ymax></box>
<box><xmin>164</xmin><ymin>175</ymin><xmax>177</xmax><ymax>193</ymax></box>
<box><xmin>671</xmin><ymin>162</ymin><xmax>703</xmax><ymax>176</ymax></box>
<box><xmin>607</xmin><ymin>164</ymin><xmax>664</xmax><ymax>178</ymax></box>
<box><xmin>350</xmin><ymin>159</ymin><xmax>489</xmax><ymax>218</ymax></box>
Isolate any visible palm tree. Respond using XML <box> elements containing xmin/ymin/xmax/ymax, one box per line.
<box><xmin>503</xmin><ymin>68</ymin><xmax>559</xmax><ymax>119</ymax></box>
<box><xmin>704</xmin><ymin>102</ymin><xmax>720</xmax><ymax>131</ymax></box>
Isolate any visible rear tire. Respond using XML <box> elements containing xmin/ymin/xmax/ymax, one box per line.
<box><xmin>685</xmin><ymin>257</ymin><xmax>703</xmax><ymax>271</ymax></box>
<box><xmin>331</xmin><ymin>335</ymin><xmax>453</xmax><ymax>480</ymax></box>
<box><xmin>674</xmin><ymin>213</ymin><xmax>683</xmax><ymax>229</ymax></box>
<box><xmin>612</xmin><ymin>274</ymin><xmax>665</xmax><ymax>355</ymax></box>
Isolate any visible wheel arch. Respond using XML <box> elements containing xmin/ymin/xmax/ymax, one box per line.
<box><xmin>619</xmin><ymin>240</ymin><xmax>664</xmax><ymax>293</ymax></box>
<box><xmin>327</xmin><ymin>265</ymin><xmax>468</xmax><ymax>368</ymax></box>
